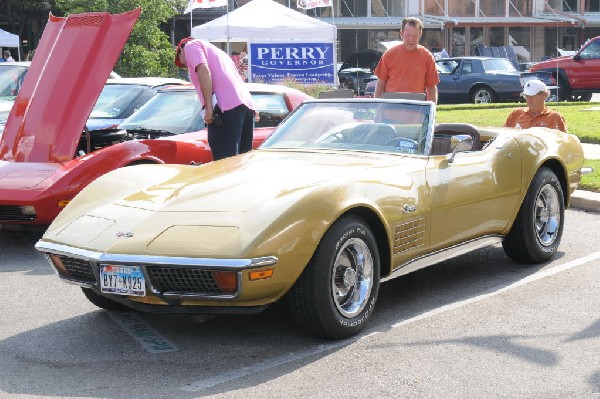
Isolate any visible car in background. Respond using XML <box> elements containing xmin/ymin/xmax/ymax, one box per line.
<box><xmin>435</xmin><ymin>57</ymin><xmax>556</xmax><ymax>104</ymax></box>
<box><xmin>0</xmin><ymin>61</ymin><xmax>123</xmax><ymax>134</ymax></box>
<box><xmin>0</xmin><ymin>82</ymin><xmax>311</xmax><ymax>225</ymax></box>
<box><xmin>36</xmin><ymin>97</ymin><xmax>586</xmax><ymax>339</ymax></box>
<box><xmin>364</xmin><ymin>57</ymin><xmax>556</xmax><ymax>103</ymax></box>
<box><xmin>338</xmin><ymin>49</ymin><xmax>382</xmax><ymax>96</ymax></box>
<box><xmin>86</xmin><ymin>77</ymin><xmax>186</xmax><ymax>131</ymax></box>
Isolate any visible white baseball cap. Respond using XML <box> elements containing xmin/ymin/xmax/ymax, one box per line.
<box><xmin>522</xmin><ymin>79</ymin><xmax>548</xmax><ymax>96</ymax></box>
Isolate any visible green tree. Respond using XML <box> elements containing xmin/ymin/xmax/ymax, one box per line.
<box><xmin>0</xmin><ymin>0</ymin><xmax>58</xmax><ymax>58</ymax></box>
<box><xmin>54</xmin><ymin>0</ymin><xmax>188</xmax><ymax>77</ymax></box>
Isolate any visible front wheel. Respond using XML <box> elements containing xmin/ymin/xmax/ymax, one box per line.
<box><xmin>287</xmin><ymin>215</ymin><xmax>380</xmax><ymax>339</ymax></box>
<box><xmin>82</xmin><ymin>288</ymin><xmax>128</xmax><ymax>310</ymax></box>
<box><xmin>502</xmin><ymin>168</ymin><xmax>564</xmax><ymax>263</ymax></box>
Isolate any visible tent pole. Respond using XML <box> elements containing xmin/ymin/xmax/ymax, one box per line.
<box><xmin>226</xmin><ymin>2</ymin><xmax>231</xmax><ymax>55</ymax></box>
<box><xmin>190</xmin><ymin>9</ymin><xmax>193</xmax><ymax>36</ymax></box>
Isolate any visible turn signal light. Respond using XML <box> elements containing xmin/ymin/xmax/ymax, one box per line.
<box><xmin>48</xmin><ymin>254</ymin><xmax>68</xmax><ymax>275</ymax></box>
<box><xmin>249</xmin><ymin>268</ymin><xmax>274</xmax><ymax>281</ymax></box>
<box><xmin>212</xmin><ymin>271</ymin><xmax>238</xmax><ymax>293</ymax></box>
<box><xmin>58</xmin><ymin>200</ymin><xmax>71</xmax><ymax>207</ymax></box>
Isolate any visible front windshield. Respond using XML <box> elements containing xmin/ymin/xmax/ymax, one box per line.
<box><xmin>482</xmin><ymin>59</ymin><xmax>516</xmax><ymax>72</ymax></box>
<box><xmin>252</xmin><ymin>93</ymin><xmax>290</xmax><ymax>128</ymax></box>
<box><xmin>261</xmin><ymin>101</ymin><xmax>432</xmax><ymax>156</ymax></box>
<box><xmin>119</xmin><ymin>89</ymin><xmax>204</xmax><ymax>135</ymax></box>
<box><xmin>90</xmin><ymin>84</ymin><xmax>149</xmax><ymax>119</ymax></box>
<box><xmin>0</xmin><ymin>65</ymin><xmax>28</xmax><ymax>100</ymax></box>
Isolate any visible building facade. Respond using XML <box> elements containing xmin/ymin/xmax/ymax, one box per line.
<box><xmin>172</xmin><ymin>0</ymin><xmax>600</xmax><ymax>63</ymax></box>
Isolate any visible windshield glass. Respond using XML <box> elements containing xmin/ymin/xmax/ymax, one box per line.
<box><xmin>482</xmin><ymin>59</ymin><xmax>516</xmax><ymax>72</ymax></box>
<box><xmin>90</xmin><ymin>84</ymin><xmax>149</xmax><ymax>119</ymax></box>
<box><xmin>0</xmin><ymin>65</ymin><xmax>28</xmax><ymax>101</ymax></box>
<box><xmin>253</xmin><ymin>93</ymin><xmax>290</xmax><ymax>128</ymax></box>
<box><xmin>119</xmin><ymin>90</ymin><xmax>204</xmax><ymax>134</ymax></box>
<box><xmin>261</xmin><ymin>101</ymin><xmax>432</xmax><ymax>156</ymax></box>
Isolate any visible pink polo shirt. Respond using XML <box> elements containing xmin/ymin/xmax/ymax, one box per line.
<box><xmin>184</xmin><ymin>40</ymin><xmax>254</xmax><ymax>112</ymax></box>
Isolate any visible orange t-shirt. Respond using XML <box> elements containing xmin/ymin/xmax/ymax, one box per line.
<box><xmin>504</xmin><ymin>107</ymin><xmax>567</xmax><ymax>132</ymax></box>
<box><xmin>374</xmin><ymin>44</ymin><xmax>440</xmax><ymax>94</ymax></box>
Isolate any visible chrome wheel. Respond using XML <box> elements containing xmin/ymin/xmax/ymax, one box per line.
<box><xmin>473</xmin><ymin>88</ymin><xmax>493</xmax><ymax>103</ymax></box>
<box><xmin>331</xmin><ymin>237</ymin><xmax>374</xmax><ymax>318</ymax></box>
<box><xmin>534</xmin><ymin>183</ymin><xmax>561</xmax><ymax>246</ymax></box>
<box><xmin>503</xmin><ymin>167</ymin><xmax>564</xmax><ymax>263</ymax></box>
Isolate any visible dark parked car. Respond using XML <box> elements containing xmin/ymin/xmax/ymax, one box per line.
<box><xmin>364</xmin><ymin>57</ymin><xmax>556</xmax><ymax>103</ymax></box>
<box><xmin>338</xmin><ymin>49</ymin><xmax>382</xmax><ymax>96</ymax></box>
<box><xmin>435</xmin><ymin>57</ymin><xmax>555</xmax><ymax>104</ymax></box>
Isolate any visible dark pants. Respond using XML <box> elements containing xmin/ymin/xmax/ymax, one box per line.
<box><xmin>207</xmin><ymin>104</ymin><xmax>254</xmax><ymax>161</ymax></box>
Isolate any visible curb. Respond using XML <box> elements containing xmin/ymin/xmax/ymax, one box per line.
<box><xmin>571</xmin><ymin>190</ymin><xmax>600</xmax><ymax>213</ymax></box>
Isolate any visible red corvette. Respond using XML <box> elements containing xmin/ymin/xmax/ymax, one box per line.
<box><xmin>0</xmin><ymin>10</ymin><xmax>311</xmax><ymax>226</ymax></box>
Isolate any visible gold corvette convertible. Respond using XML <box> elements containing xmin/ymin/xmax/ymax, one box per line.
<box><xmin>36</xmin><ymin>98</ymin><xmax>587</xmax><ymax>339</ymax></box>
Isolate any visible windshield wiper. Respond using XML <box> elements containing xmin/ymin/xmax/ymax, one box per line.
<box><xmin>124</xmin><ymin>127</ymin><xmax>175</xmax><ymax>137</ymax></box>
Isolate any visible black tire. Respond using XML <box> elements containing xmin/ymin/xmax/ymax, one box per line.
<box><xmin>471</xmin><ymin>86</ymin><xmax>497</xmax><ymax>104</ymax></box>
<box><xmin>556</xmin><ymin>77</ymin><xmax>570</xmax><ymax>102</ymax></box>
<box><xmin>569</xmin><ymin>93</ymin><xmax>593</xmax><ymax>102</ymax></box>
<box><xmin>81</xmin><ymin>288</ymin><xmax>128</xmax><ymax>310</ymax></box>
<box><xmin>339</xmin><ymin>80</ymin><xmax>353</xmax><ymax>92</ymax></box>
<box><xmin>502</xmin><ymin>168</ymin><xmax>564</xmax><ymax>263</ymax></box>
<box><xmin>287</xmin><ymin>215</ymin><xmax>380</xmax><ymax>339</ymax></box>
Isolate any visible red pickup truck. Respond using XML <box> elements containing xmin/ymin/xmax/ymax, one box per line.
<box><xmin>530</xmin><ymin>36</ymin><xmax>600</xmax><ymax>101</ymax></box>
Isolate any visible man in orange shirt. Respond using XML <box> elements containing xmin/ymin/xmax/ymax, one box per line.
<box><xmin>374</xmin><ymin>17</ymin><xmax>439</xmax><ymax>103</ymax></box>
<box><xmin>504</xmin><ymin>79</ymin><xmax>567</xmax><ymax>132</ymax></box>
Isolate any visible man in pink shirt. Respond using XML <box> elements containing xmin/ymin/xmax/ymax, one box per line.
<box><xmin>175</xmin><ymin>37</ymin><xmax>256</xmax><ymax>160</ymax></box>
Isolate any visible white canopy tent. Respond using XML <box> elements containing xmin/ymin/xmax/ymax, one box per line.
<box><xmin>0</xmin><ymin>29</ymin><xmax>21</xmax><ymax>60</ymax></box>
<box><xmin>191</xmin><ymin>0</ymin><xmax>336</xmax><ymax>43</ymax></box>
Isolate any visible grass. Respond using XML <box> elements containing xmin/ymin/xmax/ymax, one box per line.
<box><xmin>436</xmin><ymin>102</ymin><xmax>600</xmax><ymax>144</ymax></box>
<box><xmin>580</xmin><ymin>159</ymin><xmax>600</xmax><ymax>192</ymax></box>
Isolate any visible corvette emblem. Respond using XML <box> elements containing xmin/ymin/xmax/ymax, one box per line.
<box><xmin>116</xmin><ymin>231</ymin><xmax>134</xmax><ymax>238</ymax></box>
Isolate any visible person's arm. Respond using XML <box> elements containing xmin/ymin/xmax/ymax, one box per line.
<box><xmin>196</xmin><ymin>63</ymin><xmax>214</xmax><ymax>124</ymax></box>
<box><xmin>555</xmin><ymin>113</ymin><xmax>568</xmax><ymax>133</ymax></box>
<box><xmin>426</xmin><ymin>85</ymin><xmax>438</xmax><ymax>104</ymax></box>
<box><xmin>504</xmin><ymin>110</ymin><xmax>516</xmax><ymax>128</ymax></box>
<box><xmin>375</xmin><ymin>79</ymin><xmax>386</xmax><ymax>98</ymax></box>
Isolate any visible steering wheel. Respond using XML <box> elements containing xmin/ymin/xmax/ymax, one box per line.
<box><xmin>385</xmin><ymin>137</ymin><xmax>420</xmax><ymax>153</ymax></box>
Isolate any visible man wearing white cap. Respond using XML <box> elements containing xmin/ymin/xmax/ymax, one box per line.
<box><xmin>504</xmin><ymin>79</ymin><xmax>567</xmax><ymax>132</ymax></box>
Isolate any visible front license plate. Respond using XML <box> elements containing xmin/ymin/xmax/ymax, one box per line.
<box><xmin>100</xmin><ymin>265</ymin><xmax>146</xmax><ymax>296</ymax></box>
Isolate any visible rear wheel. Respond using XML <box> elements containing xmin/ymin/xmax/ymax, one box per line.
<box><xmin>339</xmin><ymin>80</ymin><xmax>354</xmax><ymax>93</ymax></box>
<box><xmin>82</xmin><ymin>288</ymin><xmax>128</xmax><ymax>310</ymax></box>
<box><xmin>502</xmin><ymin>168</ymin><xmax>564</xmax><ymax>263</ymax></box>
<box><xmin>287</xmin><ymin>215</ymin><xmax>380</xmax><ymax>339</ymax></box>
<box><xmin>556</xmin><ymin>77</ymin><xmax>570</xmax><ymax>102</ymax></box>
<box><xmin>569</xmin><ymin>93</ymin><xmax>593</xmax><ymax>102</ymax></box>
<box><xmin>471</xmin><ymin>86</ymin><xmax>497</xmax><ymax>104</ymax></box>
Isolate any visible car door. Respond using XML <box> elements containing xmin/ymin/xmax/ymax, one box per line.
<box><xmin>437</xmin><ymin>59</ymin><xmax>472</xmax><ymax>103</ymax></box>
<box><xmin>570</xmin><ymin>39</ymin><xmax>600</xmax><ymax>89</ymax></box>
<box><xmin>425</xmin><ymin>137</ymin><xmax>523</xmax><ymax>250</ymax></box>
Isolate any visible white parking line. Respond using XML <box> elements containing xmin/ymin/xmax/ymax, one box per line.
<box><xmin>179</xmin><ymin>251</ymin><xmax>600</xmax><ymax>393</ymax></box>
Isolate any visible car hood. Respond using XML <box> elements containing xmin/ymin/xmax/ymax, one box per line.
<box><xmin>531</xmin><ymin>56</ymin><xmax>572</xmax><ymax>70</ymax></box>
<box><xmin>49</xmin><ymin>149</ymin><xmax>414</xmax><ymax>220</ymax></box>
<box><xmin>43</xmin><ymin>150</ymin><xmax>416</xmax><ymax>252</ymax></box>
<box><xmin>0</xmin><ymin>160</ymin><xmax>64</xmax><ymax>191</ymax></box>
<box><xmin>0</xmin><ymin>9</ymin><xmax>140</xmax><ymax>164</ymax></box>
<box><xmin>114</xmin><ymin>150</ymin><xmax>409</xmax><ymax>212</ymax></box>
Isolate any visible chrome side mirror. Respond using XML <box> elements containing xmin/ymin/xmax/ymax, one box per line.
<box><xmin>447</xmin><ymin>134</ymin><xmax>474</xmax><ymax>163</ymax></box>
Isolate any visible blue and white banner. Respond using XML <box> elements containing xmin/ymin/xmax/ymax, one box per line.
<box><xmin>248</xmin><ymin>42</ymin><xmax>335</xmax><ymax>86</ymax></box>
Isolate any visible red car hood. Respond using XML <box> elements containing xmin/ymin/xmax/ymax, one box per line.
<box><xmin>0</xmin><ymin>9</ymin><xmax>140</xmax><ymax>163</ymax></box>
<box><xmin>0</xmin><ymin>160</ymin><xmax>65</xmax><ymax>190</ymax></box>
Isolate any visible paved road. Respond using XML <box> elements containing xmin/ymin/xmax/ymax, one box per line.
<box><xmin>1</xmin><ymin>208</ymin><xmax>599</xmax><ymax>399</ymax></box>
